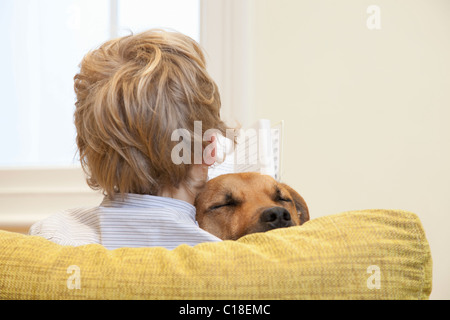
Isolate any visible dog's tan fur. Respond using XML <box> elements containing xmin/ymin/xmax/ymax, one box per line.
<box><xmin>195</xmin><ymin>172</ymin><xmax>309</xmax><ymax>240</ymax></box>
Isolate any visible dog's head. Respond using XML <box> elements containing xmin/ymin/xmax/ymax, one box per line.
<box><xmin>195</xmin><ymin>172</ymin><xmax>309</xmax><ymax>240</ymax></box>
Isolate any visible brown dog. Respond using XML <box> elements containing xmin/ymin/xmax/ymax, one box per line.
<box><xmin>195</xmin><ymin>172</ymin><xmax>309</xmax><ymax>240</ymax></box>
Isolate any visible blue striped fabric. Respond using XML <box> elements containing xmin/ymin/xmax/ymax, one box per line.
<box><xmin>28</xmin><ymin>194</ymin><xmax>221</xmax><ymax>250</ymax></box>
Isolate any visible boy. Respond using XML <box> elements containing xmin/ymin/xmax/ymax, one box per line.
<box><xmin>29</xmin><ymin>30</ymin><xmax>231</xmax><ymax>250</ymax></box>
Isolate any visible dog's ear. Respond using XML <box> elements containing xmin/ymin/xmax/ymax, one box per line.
<box><xmin>280</xmin><ymin>183</ymin><xmax>310</xmax><ymax>225</ymax></box>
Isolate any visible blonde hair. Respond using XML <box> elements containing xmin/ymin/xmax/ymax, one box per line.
<box><xmin>74</xmin><ymin>29</ymin><xmax>230</xmax><ymax>198</ymax></box>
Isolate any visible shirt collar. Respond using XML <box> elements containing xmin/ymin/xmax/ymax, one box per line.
<box><xmin>100</xmin><ymin>193</ymin><xmax>197</xmax><ymax>221</ymax></box>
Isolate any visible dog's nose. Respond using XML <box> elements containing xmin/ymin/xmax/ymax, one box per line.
<box><xmin>260</xmin><ymin>207</ymin><xmax>293</xmax><ymax>229</ymax></box>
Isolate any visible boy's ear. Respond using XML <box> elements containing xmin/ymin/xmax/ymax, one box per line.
<box><xmin>202</xmin><ymin>132</ymin><xmax>217</xmax><ymax>166</ymax></box>
<box><xmin>280</xmin><ymin>183</ymin><xmax>310</xmax><ymax>225</ymax></box>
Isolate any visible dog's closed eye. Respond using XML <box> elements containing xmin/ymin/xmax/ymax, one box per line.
<box><xmin>208</xmin><ymin>192</ymin><xmax>240</xmax><ymax>212</ymax></box>
<box><xmin>274</xmin><ymin>186</ymin><xmax>292</xmax><ymax>203</ymax></box>
<box><xmin>209</xmin><ymin>202</ymin><xmax>235</xmax><ymax>211</ymax></box>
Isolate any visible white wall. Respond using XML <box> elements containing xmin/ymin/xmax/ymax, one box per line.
<box><xmin>0</xmin><ymin>167</ymin><xmax>103</xmax><ymax>227</ymax></box>
<box><xmin>245</xmin><ymin>0</ymin><xmax>450</xmax><ymax>299</ymax></box>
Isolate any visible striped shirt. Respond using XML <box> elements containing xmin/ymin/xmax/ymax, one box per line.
<box><xmin>28</xmin><ymin>193</ymin><xmax>221</xmax><ymax>250</ymax></box>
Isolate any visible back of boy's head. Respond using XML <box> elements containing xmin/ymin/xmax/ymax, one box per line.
<box><xmin>74</xmin><ymin>29</ymin><xmax>229</xmax><ymax>198</ymax></box>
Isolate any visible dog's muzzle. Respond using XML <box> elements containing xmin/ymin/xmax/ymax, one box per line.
<box><xmin>259</xmin><ymin>207</ymin><xmax>294</xmax><ymax>230</ymax></box>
